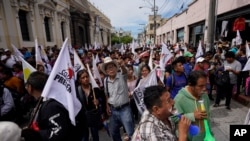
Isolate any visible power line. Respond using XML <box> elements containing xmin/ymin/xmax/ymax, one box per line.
<box><xmin>158</xmin><ymin>0</ymin><xmax>169</xmax><ymax>13</ymax></box>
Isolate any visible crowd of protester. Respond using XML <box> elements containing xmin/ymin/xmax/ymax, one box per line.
<box><xmin>0</xmin><ymin>40</ymin><xmax>249</xmax><ymax>141</ymax></box>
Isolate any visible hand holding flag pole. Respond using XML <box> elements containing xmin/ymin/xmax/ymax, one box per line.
<box><xmin>28</xmin><ymin>97</ymin><xmax>43</xmax><ymax>128</ymax></box>
<box><xmin>86</xmin><ymin>64</ymin><xmax>98</xmax><ymax>109</ymax></box>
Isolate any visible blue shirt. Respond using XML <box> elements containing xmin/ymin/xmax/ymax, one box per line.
<box><xmin>183</xmin><ymin>62</ymin><xmax>192</xmax><ymax>76</ymax></box>
<box><xmin>166</xmin><ymin>73</ymin><xmax>187</xmax><ymax>99</ymax></box>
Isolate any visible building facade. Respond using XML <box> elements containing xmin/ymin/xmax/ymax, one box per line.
<box><xmin>0</xmin><ymin>0</ymin><xmax>111</xmax><ymax>50</ymax></box>
<box><xmin>146</xmin><ymin>14</ymin><xmax>161</xmax><ymax>45</ymax></box>
<box><xmin>156</xmin><ymin>0</ymin><xmax>250</xmax><ymax>47</ymax></box>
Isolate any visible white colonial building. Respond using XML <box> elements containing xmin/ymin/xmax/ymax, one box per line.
<box><xmin>0</xmin><ymin>0</ymin><xmax>112</xmax><ymax>50</ymax></box>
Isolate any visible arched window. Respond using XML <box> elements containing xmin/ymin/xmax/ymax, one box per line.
<box><xmin>18</xmin><ymin>10</ymin><xmax>30</xmax><ymax>41</ymax></box>
<box><xmin>78</xmin><ymin>26</ymin><xmax>84</xmax><ymax>46</ymax></box>
<box><xmin>61</xmin><ymin>22</ymin><xmax>65</xmax><ymax>41</ymax></box>
<box><xmin>44</xmin><ymin>17</ymin><xmax>52</xmax><ymax>42</ymax></box>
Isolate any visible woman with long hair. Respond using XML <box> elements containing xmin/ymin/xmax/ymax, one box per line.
<box><xmin>76</xmin><ymin>69</ymin><xmax>103</xmax><ymax>141</ymax></box>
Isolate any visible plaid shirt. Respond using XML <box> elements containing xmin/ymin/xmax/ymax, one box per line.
<box><xmin>136</xmin><ymin>110</ymin><xmax>177</xmax><ymax>141</ymax></box>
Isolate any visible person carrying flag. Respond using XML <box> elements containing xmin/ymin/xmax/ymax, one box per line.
<box><xmin>102</xmin><ymin>57</ymin><xmax>135</xmax><ymax>141</ymax></box>
<box><xmin>24</xmin><ymin>71</ymin><xmax>78</xmax><ymax>141</ymax></box>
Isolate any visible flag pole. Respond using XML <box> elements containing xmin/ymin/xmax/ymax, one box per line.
<box><xmin>92</xmin><ymin>88</ymin><xmax>98</xmax><ymax>109</ymax></box>
<box><xmin>28</xmin><ymin>97</ymin><xmax>43</xmax><ymax>128</ymax></box>
<box><xmin>86</xmin><ymin>64</ymin><xmax>98</xmax><ymax>109</ymax></box>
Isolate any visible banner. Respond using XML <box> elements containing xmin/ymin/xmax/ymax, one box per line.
<box><xmin>41</xmin><ymin>38</ymin><xmax>81</xmax><ymax>125</ymax></box>
<box><xmin>133</xmin><ymin>69</ymin><xmax>158</xmax><ymax>114</ymax></box>
<box><xmin>233</xmin><ymin>17</ymin><xmax>245</xmax><ymax>31</ymax></box>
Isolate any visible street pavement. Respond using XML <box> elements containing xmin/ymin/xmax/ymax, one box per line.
<box><xmin>97</xmin><ymin>99</ymin><xmax>249</xmax><ymax>141</ymax></box>
<box><xmin>210</xmin><ymin>99</ymin><xmax>249</xmax><ymax>141</ymax></box>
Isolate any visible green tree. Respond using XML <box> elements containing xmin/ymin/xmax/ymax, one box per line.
<box><xmin>111</xmin><ymin>33</ymin><xmax>120</xmax><ymax>45</ymax></box>
<box><xmin>121</xmin><ymin>35</ymin><xmax>133</xmax><ymax>44</ymax></box>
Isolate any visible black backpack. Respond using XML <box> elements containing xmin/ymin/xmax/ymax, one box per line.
<box><xmin>215</xmin><ymin>71</ymin><xmax>230</xmax><ymax>86</ymax></box>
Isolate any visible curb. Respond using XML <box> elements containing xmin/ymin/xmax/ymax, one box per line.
<box><xmin>232</xmin><ymin>94</ymin><xmax>250</xmax><ymax>107</ymax></box>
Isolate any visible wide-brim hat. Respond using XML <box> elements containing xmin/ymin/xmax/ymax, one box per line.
<box><xmin>101</xmin><ymin>57</ymin><xmax>119</xmax><ymax>74</ymax></box>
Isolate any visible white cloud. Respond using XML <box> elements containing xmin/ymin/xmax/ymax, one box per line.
<box><xmin>89</xmin><ymin>0</ymin><xmax>193</xmax><ymax>37</ymax></box>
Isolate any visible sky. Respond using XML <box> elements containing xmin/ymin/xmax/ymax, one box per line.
<box><xmin>88</xmin><ymin>0</ymin><xmax>193</xmax><ymax>38</ymax></box>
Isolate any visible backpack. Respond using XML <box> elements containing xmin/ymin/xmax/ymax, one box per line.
<box><xmin>169</xmin><ymin>73</ymin><xmax>187</xmax><ymax>91</ymax></box>
<box><xmin>215</xmin><ymin>71</ymin><xmax>230</xmax><ymax>86</ymax></box>
<box><xmin>245</xmin><ymin>76</ymin><xmax>250</xmax><ymax>96</ymax></box>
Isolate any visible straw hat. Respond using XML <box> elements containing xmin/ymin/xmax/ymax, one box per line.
<box><xmin>101</xmin><ymin>57</ymin><xmax>119</xmax><ymax>74</ymax></box>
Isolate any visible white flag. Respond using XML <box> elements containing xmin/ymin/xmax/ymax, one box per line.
<box><xmin>131</xmin><ymin>40</ymin><xmax>136</xmax><ymax>55</ymax></box>
<box><xmin>159</xmin><ymin>42</ymin><xmax>173</xmax><ymax>70</ymax></box>
<box><xmin>95</xmin><ymin>54</ymin><xmax>101</xmax><ymax>63</ymax></box>
<box><xmin>20</xmin><ymin>57</ymin><xmax>36</xmax><ymax>83</ymax></box>
<box><xmin>148</xmin><ymin>49</ymin><xmax>153</xmax><ymax>70</ymax></box>
<box><xmin>133</xmin><ymin>69</ymin><xmax>158</xmax><ymax>114</ymax></box>
<box><xmin>49</xmin><ymin>46</ymin><xmax>53</xmax><ymax>56</ymax></box>
<box><xmin>41</xmin><ymin>38</ymin><xmax>81</xmax><ymax>125</ymax></box>
<box><xmin>11</xmin><ymin>44</ymin><xmax>24</xmax><ymax>60</ymax></box>
<box><xmin>85</xmin><ymin>43</ymin><xmax>88</xmax><ymax>51</ymax></box>
<box><xmin>195</xmin><ymin>41</ymin><xmax>203</xmax><ymax>59</ymax></box>
<box><xmin>86</xmin><ymin>64</ymin><xmax>99</xmax><ymax>89</ymax></box>
<box><xmin>119</xmin><ymin>43</ymin><xmax>125</xmax><ymax>55</ymax></box>
<box><xmin>92</xmin><ymin>56</ymin><xmax>103</xmax><ymax>87</ymax></box>
<box><xmin>236</xmin><ymin>30</ymin><xmax>242</xmax><ymax>46</ymax></box>
<box><xmin>107</xmin><ymin>45</ymin><xmax>111</xmax><ymax>52</ymax></box>
<box><xmin>243</xmin><ymin>58</ymin><xmax>250</xmax><ymax>71</ymax></box>
<box><xmin>94</xmin><ymin>41</ymin><xmax>97</xmax><ymax>50</ymax></box>
<box><xmin>246</xmin><ymin>41</ymin><xmax>250</xmax><ymax>59</ymax></box>
<box><xmin>40</xmin><ymin>45</ymin><xmax>49</xmax><ymax>63</ymax></box>
<box><xmin>35</xmin><ymin>39</ymin><xmax>43</xmax><ymax>65</ymax></box>
<box><xmin>220</xmin><ymin>21</ymin><xmax>228</xmax><ymax>37</ymax></box>
<box><xmin>73</xmin><ymin>49</ymin><xmax>85</xmax><ymax>79</ymax></box>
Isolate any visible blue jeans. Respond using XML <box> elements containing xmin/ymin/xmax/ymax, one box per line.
<box><xmin>109</xmin><ymin>105</ymin><xmax>135</xmax><ymax>141</ymax></box>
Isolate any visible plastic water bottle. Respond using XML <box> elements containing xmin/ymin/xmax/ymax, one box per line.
<box><xmin>172</xmin><ymin>110</ymin><xmax>200</xmax><ymax>136</ymax></box>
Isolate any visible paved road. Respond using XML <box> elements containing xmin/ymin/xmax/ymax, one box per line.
<box><xmin>211</xmin><ymin>99</ymin><xmax>249</xmax><ymax>141</ymax></box>
<box><xmin>97</xmin><ymin>99</ymin><xmax>249</xmax><ymax>141</ymax></box>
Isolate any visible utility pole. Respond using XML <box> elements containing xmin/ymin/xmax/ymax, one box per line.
<box><xmin>153</xmin><ymin>0</ymin><xmax>156</xmax><ymax>45</ymax></box>
<box><xmin>206</xmin><ymin>0</ymin><xmax>217</xmax><ymax>52</ymax></box>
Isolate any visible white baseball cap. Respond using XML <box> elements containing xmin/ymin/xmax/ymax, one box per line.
<box><xmin>196</xmin><ymin>57</ymin><xmax>205</xmax><ymax>63</ymax></box>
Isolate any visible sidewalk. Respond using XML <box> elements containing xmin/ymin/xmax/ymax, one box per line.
<box><xmin>210</xmin><ymin>99</ymin><xmax>249</xmax><ymax>141</ymax></box>
<box><xmin>232</xmin><ymin>93</ymin><xmax>250</xmax><ymax>107</ymax></box>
